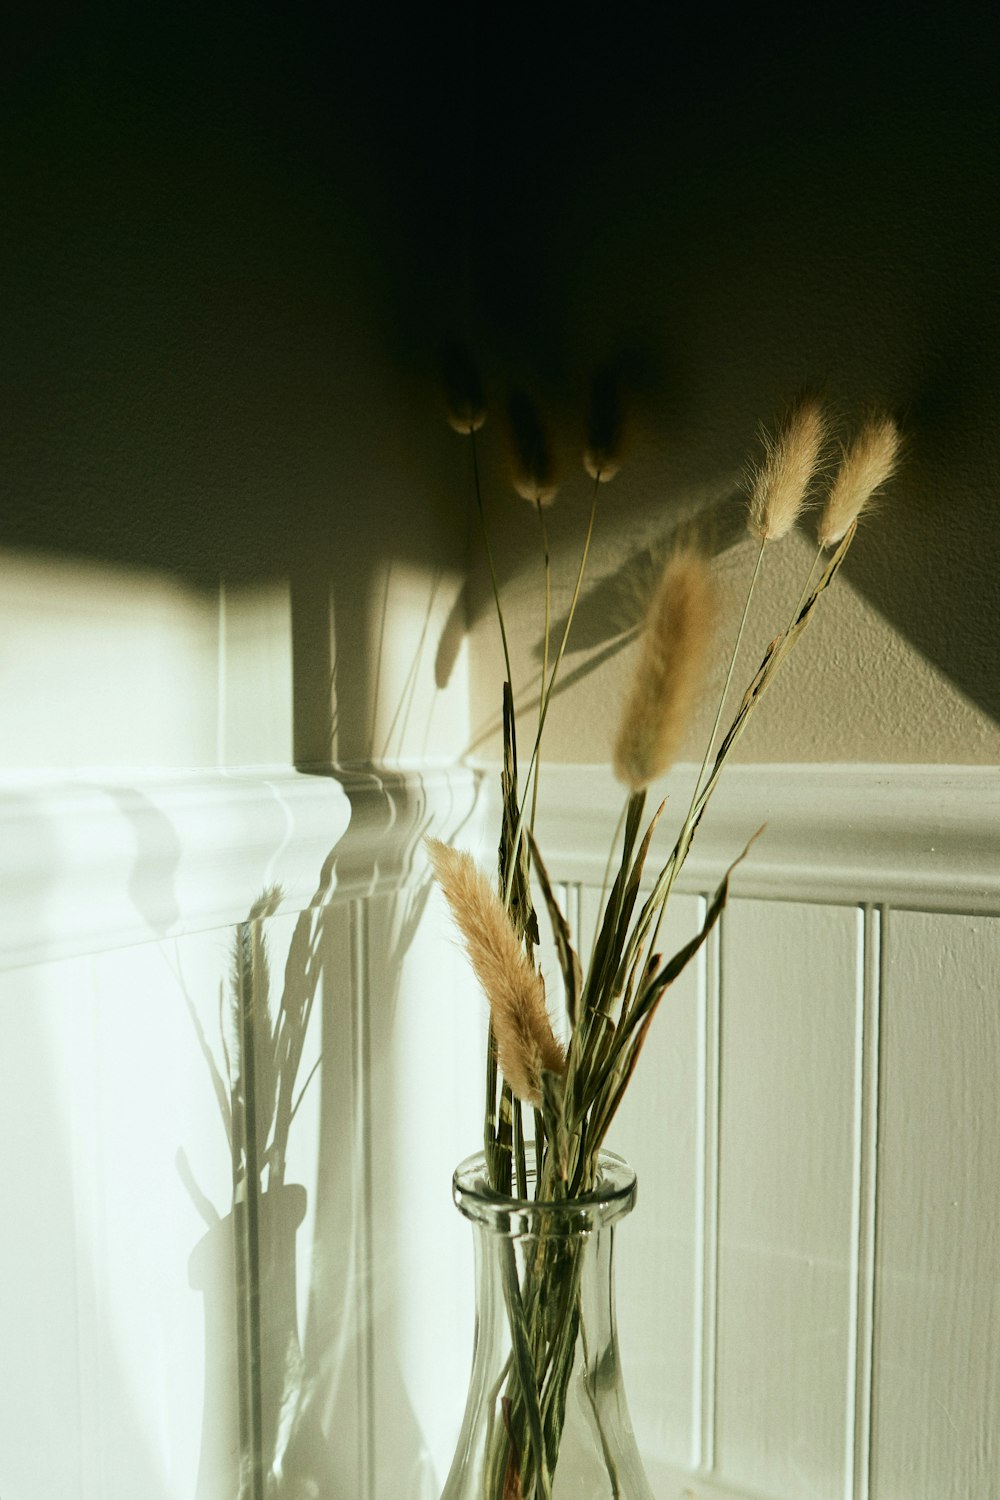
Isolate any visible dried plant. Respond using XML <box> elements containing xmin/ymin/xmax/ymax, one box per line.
<box><xmin>819</xmin><ymin>414</ymin><xmax>901</xmax><ymax>547</ymax></box>
<box><xmin>435</xmin><ymin>367</ymin><xmax>899</xmax><ymax>1499</ymax></box>
<box><xmin>747</xmin><ymin>396</ymin><xmax>827</xmax><ymax>541</ymax></box>
<box><xmin>427</xmin><ymin>838</ymin><xmax>565</xmax><ymax>1105</ymax></box>
<box><xmin>612</xmin><ymin>547</ymin><xmax>717</xmax><ymax>791</ymax></box>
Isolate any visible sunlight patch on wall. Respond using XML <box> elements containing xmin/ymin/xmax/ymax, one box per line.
<box><xmin>358</xmin><ymin>558</ymin><xmax>469</xmax><ymax>768</ymax></box>
<box><xmin>0</xmin><ymin>551</ymin><xmax>295</xmax><ymax>771</ymax></box>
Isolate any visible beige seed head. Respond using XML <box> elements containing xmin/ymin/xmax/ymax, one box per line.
<box><xmin>818</xmin><ymin>414</ymin><xmax>901</xmax><ymax>548</ymax></box>
<box><xmin>747</xmin><ymin>398</ymin><xmax>827</xmax><ymax>542</ymax></box>
<box><xmin>425</xmin><ymin>838</ymin><xmax>565</xmax><ymax>1105</ymax></box>
<box><xmin>612</xmin><ymin>548</ymin><xmax>717</xmax><ymax>791</ymax></box>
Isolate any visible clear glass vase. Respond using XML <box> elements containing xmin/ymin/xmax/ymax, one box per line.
<box><xmin>441</xmin><ymin>1149</ymin><xmax>655</xmax><ymax>1500</ymax></box>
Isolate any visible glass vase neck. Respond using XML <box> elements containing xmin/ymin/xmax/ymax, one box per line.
<box><xmin>451</xmin><ymin>1148</ymin><xmax>637</xmax><ymax>1237</ymax></box>
<box><xmin>441</xmin><ymin>1149</ymin><xmax>654</xmax><ymax>1500</ymax></box>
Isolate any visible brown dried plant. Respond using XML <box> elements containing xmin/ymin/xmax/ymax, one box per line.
<box><xmin>426</xmin><ymin>838</ymin><xmax>565</xmax><ymax>1106</ymax></box>
<box><xmin>819</xmin><ymin>414</ymin><xmax>901</xmax><ymax>547</ymax></box>
<box><xmin>747</xmin><ymin>396</ymin><xmax>827</xmax><ymax>541</ymax></box>
<box><xmin>434</xmin><ymin>371</ymin><xmax>899</xmax><ymax>1500</ymax></box>
<box><xmin>612</xmin><ymin>547</ymin><xmax>717</xmax><ymax>791</ymax></box>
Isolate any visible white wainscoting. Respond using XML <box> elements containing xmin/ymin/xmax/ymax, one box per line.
<box><xmin>524</xmin><ymin>764</ymin><xmax>1000</xmax><ymax>1500</ymax></box>
<box><xmin>0</xmin><ymin>764</ymin><xmax>484</xmax><ymax>1500</ymax></box>
<box><xmin>0</xmin><ymin>763</ymin><xmax>997</xmax><ymax>1500</ymax></box>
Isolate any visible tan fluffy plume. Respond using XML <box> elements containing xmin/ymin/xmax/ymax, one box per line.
<box><xmin>612</xmin><ymin>548</ymin><xmax>716</xmax><ymax>791</ymax></box>
<box><xmin>426</xmin><ymin>838</ymin><xmax>565</xmax><ymax>1105</ymax></box>
<box><xmin>818</xmin><ymin>414</ymin><xmax>901</xmax><ymax>548</ymax></box>
<box><xmin>747</xmin><ymin>398</ymin><xmax>827</xmax><ymax>541</ymax></box>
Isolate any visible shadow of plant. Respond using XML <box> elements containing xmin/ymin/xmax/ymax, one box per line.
<box><xmin>183</xmin><ymin>874</ymin><xmax>337</xmax><ymax>1499</ymax></box>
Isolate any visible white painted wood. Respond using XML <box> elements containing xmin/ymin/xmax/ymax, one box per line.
<box><xmin>365</xmin><ymin>877</ymin><xmax>486</xmax><ymax>1500</ymax></box>
<box><xmin>0</xmin><ymin>769</ymin><xmax>352</xmax><ymax>971</ymax></box>
<box><xmin>2</xmin><ymin>761</ymin><xmax>998</xmax><ymax>1500</ymax></box>
<box><xmin>609</xmin><ymin>892</ymin><xmax>707</xmax><ymax>1475</ymax></box>
<box><xmin>306</xmin><ymin>897</ymin><xmax>370</xmax><ymax>1499</ymax></box>
<box><xmin>714</xmin><ymin>899</ymin><xmax>862</xmax><ymax>1500</ymax></box>
<box><xmin>0</xmin><ymin>933</ymin><xmax>236</xmax><ymax>1499</ymax></box>
<box><xmin>847</xmin><ymin>906</ymin><xmax>882</xmax><ymax>1500</ymax></box>
<box><xmin>521</xmin><ymin>764</ymin><xmax>1000</xmax><ymax>911</ymax></box>
<box><xmin>871</xmin><ymin>911</ymin><xmax>1000</xmax><ymax>1499</ymax></box>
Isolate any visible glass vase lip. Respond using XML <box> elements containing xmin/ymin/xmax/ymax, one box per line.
<box><xmin>451</xmin><ymin>1148</ymin><xmax>637</xmax><ymax>1237</ymax></box>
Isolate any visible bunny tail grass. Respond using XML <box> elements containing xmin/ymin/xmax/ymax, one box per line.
<box><xmin>612</xmin><ymin>547</ymin><xmax>716</xmax><ymax>792</ymax></box>
<box><xmin>819</xmin><ymin>413</ymin><xmax>901</xmax><ymax>547</ymax></box>
<box><xmin>426</xmin><ymin>838</ymin><xmax>565</xmax><ymax>1105</ymax></box>
<box><xmin>747</xmin><ymin>397</ymin><xmax>827</xmax><ymax>542</ymax></box>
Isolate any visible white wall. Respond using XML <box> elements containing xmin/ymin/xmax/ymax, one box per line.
<box><xmin>2</xmin><ymin>761</ymin><xmax>996</xmax><ymax>1500</ymax></box>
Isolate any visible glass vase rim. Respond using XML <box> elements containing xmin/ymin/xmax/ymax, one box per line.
<box><xmin>451</xmin><ymin>1148</ymin><xmax>636</xmax><ymax>1237</ymax></box>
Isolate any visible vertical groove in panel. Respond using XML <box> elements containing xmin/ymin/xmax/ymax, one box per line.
<box><xmin>78</xmin><ymin>955</ymin><xmax>100</xmax><ymax>1500</ymax></box>
<box><xmin>845</xmin><ymin>905</ymin><xmax>881</xmax><ymax>1500</ymax></box>
<box><xmin>866</xmin><ymin>906</ymin><xmax>889</xmax><ymax>1500</ymax></box>
<box><xmin>351</xmin><ymin>898</ymin><xmax>375</xmax><ymax>1500</ymax></box>
<box><xmin>694</xmin><ymin>897</ymin><xmax>719</xmax><ymax>1474</ymax></box>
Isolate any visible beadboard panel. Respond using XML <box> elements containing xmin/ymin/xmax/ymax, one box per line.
<box><xmin>607</xmin><ymin>892</ymin><xmax>707</xmax><ymax>1474</ymax></box>
<box><xmin>366</xmin><ymin>879</ymin><xmax>486</xmax><ymax>1499</ymax></box>
<box><xmin>714</xmin><ymin>900</ymin><xmax>861</xmax><ymax>1500</ymax></box>
<box><xmin>515</xmin><ymin>764</ymin><xmax>1000</xmax><ymax>1500</ymax></box>
<box><xmin>871</xmin><ymin>910</ymin><xmax>1000</xmax><ymax>1500</ymax></box>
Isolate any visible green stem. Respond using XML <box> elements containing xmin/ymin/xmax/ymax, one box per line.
<box><xmin>472</xmin><ymin>428</ymin><xmax>515</xmax><ymax>698</ymax></box>
<box><xmin>504</xmin><ymin>477</ymin><xmax>601</xmax><ymax>908</ymax></box>
<box><xmin>647</xmin><ymin>534</ymin><xmax>766</xmax><ymax>957</ymax></box>
<box><xmin>586</xmin><ymin>797</ymin><xmax>630</xmax><ymax>975</ymax></box>
<box><xmin>790</xmin><ymin>541</ymin><xmax>825</xmax><ymax>626</ymax></box>
<box><xmin>514</xmin><ymin>1095</ymin><xmax>528</xmax><ymax>1200</ymax></box>
<box><xmin>529</xmin><ymin>498</ymin><xmax>552</xmax><ymax>836</ymax></box>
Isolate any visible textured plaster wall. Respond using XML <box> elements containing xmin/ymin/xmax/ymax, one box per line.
<box><xmin>2</xmin><ymin>6</ymin><xmax>997</xmax><ymax>771</ymax></box>
<box><xmin>449</xmin><ymin>8</ymin><xmax>1000</xmax><ymax>767</ymax></box>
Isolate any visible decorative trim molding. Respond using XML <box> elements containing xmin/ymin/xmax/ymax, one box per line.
<box><xmin>0</xmin><ymin>763</ymin><xmax>482</xmax><ymax>972</ymax></box>
<box><xmin>512</xmin><ymin>764</ymin><xmax>1000</xmax><ymax>913</ymax></box>
<box><xmin>2</xmin><ymin>757</ymin><xmax>995</xmax><ymax>972</ymax></box>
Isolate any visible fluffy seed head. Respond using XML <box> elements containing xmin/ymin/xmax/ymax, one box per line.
<box><xmin>583</xmin><ymin>367</ymin><xmax>624</xmax><ymax>481</ymax></box>
<box><xmin>425</xmin><ymin>839</ymin><xmax>565</xmax><ymax>1105</ymax></box>
<box><xmin>507</xmin><ymin>390</ymin><xmax>558</xmax><ymax>505</ymax></box>
<box><xmin>818</xmin><ymin>414</ymin><xmax>901</xmax><ymax>548</ymax></box>
<box><xmin>747</xmin><ymin>398</ymin><xmax>827</xmax><ymax>541</ymax></box>
<box><xmin>613</xmin><ymin>548</ymin><xmax>717</xmax><ymax>791</ymax></box>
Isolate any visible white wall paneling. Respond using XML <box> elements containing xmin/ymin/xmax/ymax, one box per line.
<box><xmin>0</xmin><ymin>762</ymin><xmax>997</xmax><ymax>1499</ymax></box>
<box><xmin>0</xmin><ymin>764</ymin><xmax>482</xmax><ymax>1500</ymax></box>
<box><xmin>520</xmin><ymin>764</ymin><xmax>1000</xmax><ymax>1500</ymax></box>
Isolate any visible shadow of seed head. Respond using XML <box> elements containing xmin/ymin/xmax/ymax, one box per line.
<box><xmin>506</xmin><ymin>389</ymin><xmax>558</xmax><ymax>505</ymax></box>
<box><xmin>440</xmin><ymin>340</ymin><xmax>487</xmax><ymax>434</ymax></box>
<box><xmin>584</xmin><ymin>367</ymin><xmax>624</xmax><ymax>481</ymax></box>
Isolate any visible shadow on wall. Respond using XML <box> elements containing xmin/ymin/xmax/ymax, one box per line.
<box><xmin>2</xmin><ymin>4</ymin><xmax>997</xmax><ymax>738</ymax></box>
<box><xmin>180</xmin><ymin>770</ymin><xmax>479</xmax><ymax>1497</ymax></box>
